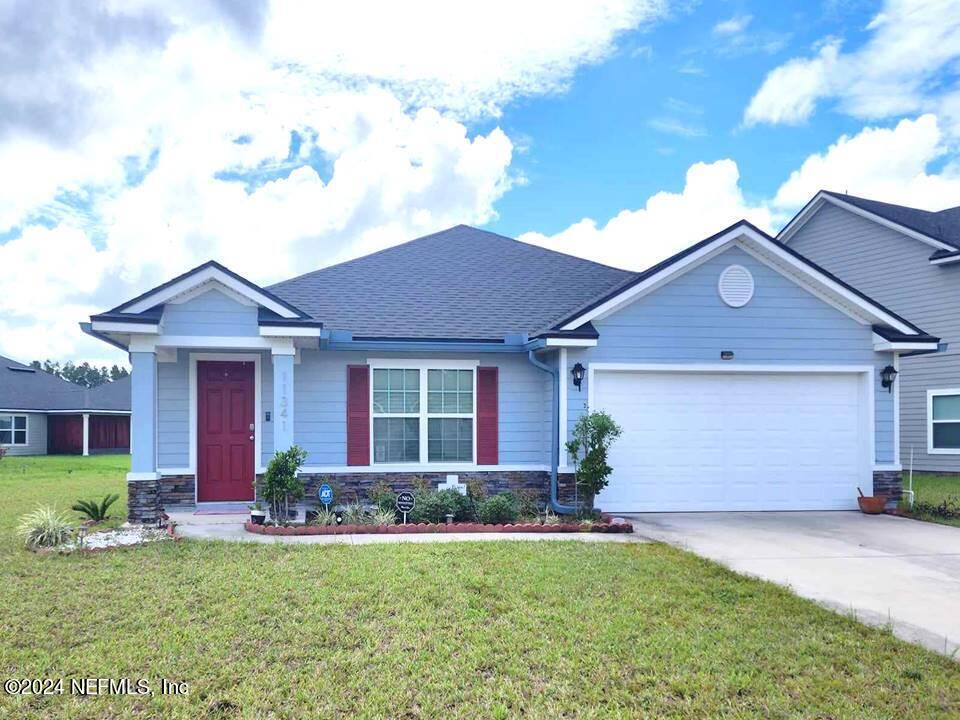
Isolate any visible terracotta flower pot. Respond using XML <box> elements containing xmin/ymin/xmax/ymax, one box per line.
<box><xmin>858</xmin><ymin>495</ymin><xmax>888</xmax><ymax>514</ymax></box>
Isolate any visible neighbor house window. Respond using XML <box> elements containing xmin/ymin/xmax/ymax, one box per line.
<box><xmin>0</xmin><ymin>415</ymin><xmax>27</xmax><ymax>446</ymax></box>
<box><xmin>371</xmin><ymin>364</ymin><xmax>475</xmax><ymax>464</ymax></box>
<box><xmin>930</xmin><ymin>391</ymin><xmax>960</xmax><ymax>453</ymax></box>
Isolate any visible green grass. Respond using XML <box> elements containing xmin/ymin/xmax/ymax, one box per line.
<box><xmin>0</xmin><ymin>457</ymin><xmax>958</xmax><ymax>719</ymax></box>
<box><xmin>902</xmin><ymin>473</ymin><xmax>960</xmax><ymax>528</ymax></box>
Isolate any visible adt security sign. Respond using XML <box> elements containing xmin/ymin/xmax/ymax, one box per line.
<box><xmin>396</xmin><ymin>491</ymin><xmax>415</xmax><ymax>523</ymax></box>
<box><xmin>318</xmin><ymin>484</ymin><xmax>334</xmax><ymax>507</ymax></box>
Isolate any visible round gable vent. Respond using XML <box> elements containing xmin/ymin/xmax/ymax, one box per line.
<box><xmin>718</xmin><ymin>264</ymin><xmax>754</xmax><ymax>308</ymax></box>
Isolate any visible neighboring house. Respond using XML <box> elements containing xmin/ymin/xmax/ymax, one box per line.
<box><xmin>83</xmin><ymin>222</ymin><xmax>936</xmax><ymax>523</ymax></box>
<box><xmin>780</xmin><ymin>191</ymin><xmax>960</xmax><ymax>473</ymax></box>
<box><xmin>0</xmin><ymin>355</ymin><xmax>131</xmax><ymax>456</ymax></box>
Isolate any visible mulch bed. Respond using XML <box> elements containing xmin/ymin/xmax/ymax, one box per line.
<box><xmin>245</xmin><ymin>521</ymin><xmax>634</xmax><ymax>536</ymax></box>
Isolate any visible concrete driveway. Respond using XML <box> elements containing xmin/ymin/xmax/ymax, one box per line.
<box><xmin>623</xmin><ymin>511</ymin><xmax>960</xmax><ymax>657</ymax></box>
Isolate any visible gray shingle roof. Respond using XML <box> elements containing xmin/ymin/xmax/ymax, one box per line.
<box><xmin>0</xmin><ymin>355</ymin><xmax>130</xmax><ymax>412</ymax></box>
<box><xmin>823</xmin><ymin>191</ymin><xmax>960</xmax><ymax>249</ymax></box>
<box><xmin>268</xmin><ymin>225</ymin><xmax>634</xmax><ymax>339</ymax></box>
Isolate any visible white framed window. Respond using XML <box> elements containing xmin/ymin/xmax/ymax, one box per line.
<box><xmin>0</xmin><ymin>415</ymin><xmax>27</xmax><ymax>446</ymax></box>
<box><xmin>370</xmin><ymin>360</ymin><xmax>477</xmax><ymax>465</ymax></box>
<box><xmin>928</xmin><ymin>389</ymin><xmax>960</xmax><ymax>454</ymax></box>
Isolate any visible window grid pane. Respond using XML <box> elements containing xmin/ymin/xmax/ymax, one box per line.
<box><xmin>13</xmin><ymin>430</ymin><xmax>26</xmax><ymax>445</ymax></box>
<box><xmin>13</xmin><ymin>416</ymin><xmax>26</xmax><ymax>430</ymax></box>
<box><xmin>0</xmin><ymin>429</ymin><xmax>11</xmax><ymax>444</ymax></box>
<box><xmin>373</xmin><ymin>417</ymin><xmax>420</xmax><ymax>463</ymax></box>
<box><xmin>427</xmin><ymin>418</ymin><xmax>473</xmax><ymax>462</ymax></box>
<box><xmin>427</xmin><ymin>369</ymin><xmax>473</xmax><ymax>416</ymax></box>
<box><xmin>373</xmin><ymin>369</ymin><xmax>419</xmax><ymax>415</ymax></box>
<box><xmin>0</xmin><ymin>417</ymin><xmax>11</xmax><ymax>431</ymax></box>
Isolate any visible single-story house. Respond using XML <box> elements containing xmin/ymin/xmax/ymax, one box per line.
<box><xmin>83</xmin><ymin>222</ymin><xmax>937</xmax><ymax>523</ymax></box>
<box><xmin>0</xmin><ymin>354</ymin><xmax>131</xmax><ymax>456</ymax></box>
<box><xmin>779</xmin><ymin>190</ymin><xmax>960</xmax><ymax>473</ymax></box>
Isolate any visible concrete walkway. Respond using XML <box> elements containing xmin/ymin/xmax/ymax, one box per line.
<box><xmin>624</xmin><ymin>511</ymin><xmax>960</xmax><ymax>657</ymax></box>
<box><xmin>169</xmin><ymin>510</ymin><xmax>644</xmax><ymax>545</ymax></box>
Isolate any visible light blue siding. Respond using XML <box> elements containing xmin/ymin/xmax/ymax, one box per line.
<box><xmin>130</xmin><ymin>351</ymin><xmax>157</xmax><ymax>473</ymax></box>
<box><xmin>566</xmin><ymin>246</ymin><xmax>895</xmax><ymax>464</ymax></box>
<box><xmin>161</xmin><ymin>289</ymin><xmax>260</xmax><ymax>337</ymax></box>
<box><xmin>0</xmin><ymin>412</ymin><xmax>47</xmax><ymax>456</ymax></box>
<box><xmin>293</xmin><ymin>350</ymin><xmax>550</xmax><ymax>466</ymax></box>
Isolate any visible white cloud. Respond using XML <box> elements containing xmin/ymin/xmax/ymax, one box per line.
<box><xmin>714</xmin><ymin>15</ymin><xmax>752</xmax><ymax>35</ymax></box>
<box><xmin>519</xmin><ymin>160</ymin><xmax>773</xmax><ymax>271</ymax></box>
<box><xmin>745</xmin><ymin>0</ymin><xmax>960</xmax><ymax>129</ymax></box>
<box><xmin>0</xmin><ymin>1</ymin><xmax>670</xmax><ymax>364</ymax></box>
<box><xmin>773</xmin><ymin>114</ymin><xmax>960</xmax><ymax>209</ymax></box>
<box><xmin>520</xmin><ymin>113</ymin><xmax>960</xmax><ymax>275</ymax></box>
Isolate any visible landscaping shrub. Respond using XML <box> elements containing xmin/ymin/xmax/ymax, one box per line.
<box><xmin>369</xmin><ymin>507</ymin><xmax>396</xmax><ymax>525</ymax></box>
<box><xmin>17</xmin><ymin>506</ymin><xmax>73</xmax><ymax>549</ymax></box>
<box><xmin>477</xmin><ymin>492</ymin><xmax>520</xmax><ymax>524</ymax></box>
<box><xmin>0</xmin><ymin>446</ymin><xmax>6</xmax><ymax>461</ymax></box>
<box><xmin>309</xmin><ymin>507</ymin><xmax>337</xmax><ymax>526</ymax></box>
<box><xmin>911</xmin><ymin>498</ymin><xmax>960</xmax><ymax>520</ymax></box>
<box><xmin>72</xmin><ymin>493</ymin><xmax>119</xmax><ymax>522</ymax></box>
<box><xmin>514</xmin><ymin>488</ymin><xmax>541</xmax><ymax>519</ymax></box>
<box><xmin>342</xmin><ymin>502</ymin><xmax>368</xmax><ymax>525</ymax></box>
<box><xmin>261</xmin><ymin>445</ymin><xmax>307</xmax><ymax>523</ymax></box>
<box><xmin>410</xmin><ymin>488</ymin><xmax>473</xmax><ymax>524</ymax></box>
<box><xmin>565</xmin><ymin>408</ymin><xmax>622</xmax><ymax>510</ymax></box>
<box><xmin>367</xmin><ymin>478</ymin><xmax>395</xmax><ymax>511</ymax></box>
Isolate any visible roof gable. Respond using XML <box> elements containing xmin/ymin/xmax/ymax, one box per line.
<box><xmin>111</xmin><ymin>261</ymin><xmax>311</xmax><ymax>320</ymax></box>
<box><xmin>779</xmin><ymin>190</ymin><xmax>960</xmax><ymax>252</ymax></box>
<box><xmin>553</xmin><ymin>220</ymin><xmax>935</xmax><ymax>346</ymax></box>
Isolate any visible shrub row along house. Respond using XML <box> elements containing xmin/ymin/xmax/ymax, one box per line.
<box><xmin>0</xmin><ymin>355</ymin><xmax>130</xmax><ymax>456</ymax></box>
<box><xmin>83</xmin><ymin>216</ymin><xmax>940</xmax><ymax>523</ymax></box>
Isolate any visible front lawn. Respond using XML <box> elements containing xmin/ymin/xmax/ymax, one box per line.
<box><xmin>902</xmin><ymin>473</ymin><xmax>960</xmax><ymax>528</ymax></box>
<box><xmin>1</xmin><ymin>457</ymin><xmax>958</xmax><ymax>718</ymax></box>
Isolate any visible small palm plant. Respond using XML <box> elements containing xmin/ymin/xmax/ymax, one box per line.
<box><xmin>72</xmin><ymin>494</ymin><xmax>119</xmax><ymax>523</ymax></box>
<box><xmin>17</xmin><ymin>506</ymin><xmax>73</xmax><ymax>549</ymax></box>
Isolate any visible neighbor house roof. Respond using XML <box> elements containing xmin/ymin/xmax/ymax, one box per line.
<box><xmin>268</xmin><ymin>225</ymin><xmax>634</xmax><ymax>340</ymax></box>
<box><xmin>0</xmin><ymin>354</ymin><xmax>131</xmax><ymax>412</ymax></box>
<box><xmin>779</xmin><ymin>190</ymin><xmax>960</xmax><ymax>255</ymax></box>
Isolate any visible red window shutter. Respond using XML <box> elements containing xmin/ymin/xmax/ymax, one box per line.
<box><xmin>346</xmin><ymin>365</ymin><xmax>370</xmax><ymax>466</ymax></box>
<box><xmin>477</xmin><ymin>366</ymin><xmax>498</xmax><ymax>465</ymax></box>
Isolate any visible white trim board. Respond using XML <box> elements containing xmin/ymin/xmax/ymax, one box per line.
<box><xmin>188</xmin><ymin>352</ymin><xmax>262</xmax><ymax>503</ymax></box>
<box><xmin>778</xmin><ymin>192</ymin><xmax>957</xmax><ymax>251</ymax></box>
<box><xmin>117</xmin><ymin>265</ymin><xmax>301</xmax><ymax>319</ymax></box>
<box><xmin>558</xmin><ymin>224</ymin><xmax>920</xmax><ymax>336</ymax></box>
<box><xmin>299</xmin><ymin>464</ymin><xmax>550</xmax><ymax>474</ymax></box>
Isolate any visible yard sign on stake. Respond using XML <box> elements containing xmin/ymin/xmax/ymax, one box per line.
<box><xmin>318</xmin><ymin>483</ymin><xmax>333</xmax><ymax>508</ymax></box>
<box><xmin>396</xmin><ymin>492</ymin><xmax>415</xmax><ymax>524</ymax></box>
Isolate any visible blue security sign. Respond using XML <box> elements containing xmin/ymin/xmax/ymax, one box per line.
<box><xmin>318</xmin><ymin>484</ymin><xmax>334</xmax><ymax>506</ymax></box>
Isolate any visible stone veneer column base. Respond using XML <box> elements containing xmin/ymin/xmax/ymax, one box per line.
<box><xmin>128</xmin><ymin>475</ymin><xmax>198</xmax><ymax>525</ymax></box>
<box><xmin>127</xmin><ymin>478</ymin><xmax>159</xmax><ymax>525</ymax></box>
<box><xmin>873</xmin><ymin>469</ymin><xmax>902</xmax><ymax>508</ymax></box>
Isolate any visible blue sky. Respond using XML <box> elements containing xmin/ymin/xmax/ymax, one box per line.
<box><xmin>488</xmin><ymin>0</ymin><xmax>880</xmax><ymax>237</ymax></box>
<box><xmin>0</xmin><ymin>0</ymin><xmax>959</xmax><ymax>363</ymax></box>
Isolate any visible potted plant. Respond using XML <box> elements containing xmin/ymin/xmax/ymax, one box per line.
<box><xmin>249</xmin><ymin>502</ymin><xmax>267</xmax><ymax>525</ymax></box>
<box><xmin>261</xmin><ymin>445</ymin><xmax>307</xmax><ymax>524</ymax></box>
<box><xmin>857</xmin><ymin>487</ymin><xmax>888</xmax><ymax>514</ymax></box>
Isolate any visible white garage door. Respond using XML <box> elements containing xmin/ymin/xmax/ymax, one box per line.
<box><xmin>592</xmin><ymin>370</ymin><xmax>870</xmax><ymax>512</ymax></box>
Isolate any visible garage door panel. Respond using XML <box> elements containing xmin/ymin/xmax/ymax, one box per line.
<box><xmin>593</xmin><ymin>370</ymin><xmax>868</xmax><ymax>512</ymax></box>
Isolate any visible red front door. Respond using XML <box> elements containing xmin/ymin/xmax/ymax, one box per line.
<box><xmin>197</xmin><ymin>361</ymin><xmax>255</xmax><ymax>502</ymax></box>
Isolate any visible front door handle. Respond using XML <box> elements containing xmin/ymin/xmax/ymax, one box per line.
<box><xmin>249</xmin><ymin>435</ymin><xmax>255</xmax><ymax>441</ymax></box>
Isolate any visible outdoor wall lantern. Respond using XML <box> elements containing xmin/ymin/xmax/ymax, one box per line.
<box><xmin>880</xmin><ymin>365</ymin><xmax>898</xmax><ymax>392</ymax></box>
<box><xmin>571</xmin><ymin>362</ymin><xmax>586</xmax><ymax>391</ymax></box>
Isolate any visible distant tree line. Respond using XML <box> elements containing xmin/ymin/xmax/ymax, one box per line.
<box><xmin>30</xmin><ymin>360</ymin><xmax>129</xmax><ymax>388</ymax></box>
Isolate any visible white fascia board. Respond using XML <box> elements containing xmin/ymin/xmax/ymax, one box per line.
<box><xmin>544</xmin><ymin>337</ymin><xmax>598</xmax><ymax>347</ymax></box>
<box><xmin>259</xmin><ymin>325</ymin><xmax>322</xmax><ymax>338</ymax></box>
<box><xmin>872</xmin><ymin>333</ymin><xmax>938</xmax><ymax>352</ymax></box>
<box><xmin>118</xmin><ymin>266</ymin><xmax>300</xmax><ymax>319</ymax></box>
<box><xmin>779</xmin><ymin>192</ymin><xmax>955</xmax><ymax>252</ymax></box>
<box><xmin>929</xmin><ymin>254</ymin><xmax>960</xmax><ymax>266</ymax></box>
<box><xmin>129</xmin><ymin>334</ymin><xmax>296</xmax><ymax>354</ymax></box>
<box><xmin>561</xmin><ymin>225</ymin><xmax>919</xmax><ymax>335</ymax></box>
<box><xmin>91</xmin><ymin>320</ymin><xmax>159</xmax><ymax>334</ymax></box>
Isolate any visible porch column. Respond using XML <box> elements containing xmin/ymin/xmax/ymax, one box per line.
<box><xmin>272</xmin><ymin>348</ymin><xmax>295</xmax><ymax>454</ymax></box>
<box><xmin>82</xmin><ymin>413</ymin><xmax>90</xmax><ymax>456</ymax></box>
<box><xmin>129</xmin><ymin>351</ymin><xmax>157</xmax><ymax>476</ymax></box>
